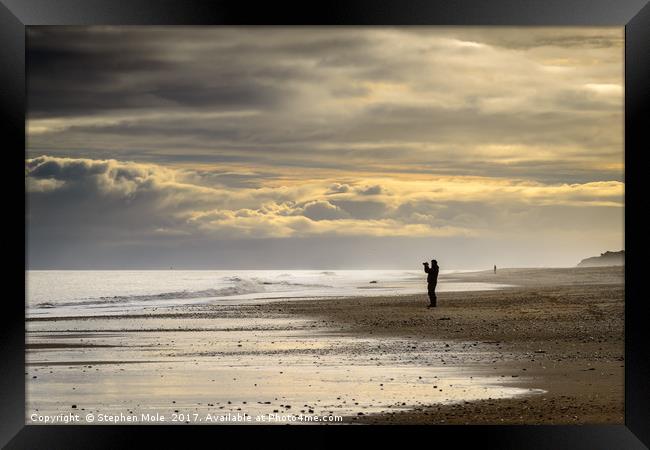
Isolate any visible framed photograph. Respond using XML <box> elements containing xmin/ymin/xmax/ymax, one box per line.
<box><xmin>2</xmin><ymin>0</ymin><xmax>649</xmax><ymax>448</ymax></box>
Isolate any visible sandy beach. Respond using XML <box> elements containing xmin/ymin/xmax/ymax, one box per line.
<box><xmin>26</xmin><ymin>267</ymin><xmax>623</xmax><ymax>425</ymax></box>
<box><xmin>259</xmin><ymin>267</ymin><xmax>624</xmax><ymax>424</ymax></box>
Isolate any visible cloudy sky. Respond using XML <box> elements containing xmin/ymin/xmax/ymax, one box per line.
<box><xmin>26</xmin><ymin>27</ymin><xmax>624</xmax><ymax>269</ymax></box>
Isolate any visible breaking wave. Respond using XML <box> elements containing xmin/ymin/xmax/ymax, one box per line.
<box><xmin>34</xmin><ymin>276</ymin><xmax>332</xmax><ymax>309</ymax></box>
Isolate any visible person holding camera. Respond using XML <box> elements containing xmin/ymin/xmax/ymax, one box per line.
<box><xmin>423</xmin><ymin>259</ymin><xmax>439</xmax><ymax>308</ymax></box>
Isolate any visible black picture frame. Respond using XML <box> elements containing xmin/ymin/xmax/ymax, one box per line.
<box><xmin>2</xmin><ymin>1</ymin><xmax>648</xmax><ymax>448</ymax></box>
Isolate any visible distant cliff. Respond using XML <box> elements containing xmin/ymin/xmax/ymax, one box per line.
<box><xmin>577</xmin><ymin>250</ymin><xmax>624</xmax><ymax>267</ymax></box>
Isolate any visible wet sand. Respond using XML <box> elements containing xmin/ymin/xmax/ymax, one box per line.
<box><xmin>254</xmin><ymin>266</ymin><xmax>624</xmax><ymax>424</ymax></box>
<box><xmin>26</xmin><ymin>267</ymin><xmax>623</xmax><ymax>425</ymax></box>
<box><xmin>27</xmin><ymin>316</ymin><xmax>539</xmax><ymax>424</ymax></box>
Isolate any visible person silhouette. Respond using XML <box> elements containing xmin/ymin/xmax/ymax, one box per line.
<box><xmin>423</xmin><ymin>259</ymin><xmax>439</xmax><ymax>307</ymax></box>
<box><xmin>494</xmin><ymin>264</ymin><xmax>497</xmax><ymax>274</ymax></box>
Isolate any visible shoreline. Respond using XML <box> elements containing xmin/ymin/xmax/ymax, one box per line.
<box><xmin>26</xmin><ymin>266</ymin><xmax>624</xmax><ymax>425</ymax></box>
<box><xmin>249</xmin><ymin>266</ymin><xmax>624</xmax><ymax>424</ymax></box>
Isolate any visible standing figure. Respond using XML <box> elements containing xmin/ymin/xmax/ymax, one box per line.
<box><xmin>494</xmin><ymin>264</ymin><xmax>497</xmax><ymax>274</ymax></box>
<box><xmin>423</xmin><ymin>259</ymin><xmax>439</xmax><ymax>308</ymax></box>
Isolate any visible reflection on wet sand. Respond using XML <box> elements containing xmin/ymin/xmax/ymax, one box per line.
<box><xmin>27</xmin><ymin>311</ymin><xmax>542</xmax><ymax>424</ymax></box>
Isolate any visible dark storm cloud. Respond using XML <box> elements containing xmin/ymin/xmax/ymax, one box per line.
<box><xmin>28</xmin><ymin>30</ymin><xmax>172</xmax><ymax>117</ymax></box>
<box><xmin>25</xmin><ymin>27</ymin><xmax>624</xmax><ymax>268</ymax></box>
<box><xmin>28</xmin><ymin>28</ymin><xmax>623</xmax><ymax>159</ymax></box>
<box><xmin>27</xmin><ymin>27</ymin><xmax>396</xmax><ymax>119</ymax></box>
<box><xmin>27</xmin><ymin>27</ymin><xmax>302</xmax><ymax>118</ymax></box>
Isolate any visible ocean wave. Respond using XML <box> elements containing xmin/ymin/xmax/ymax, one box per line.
<box><xmin>33</xmin><ymin>277</ymin><xmax>332</xmax><ymax>309</ymax></box>
<box><xmin>222</xmin><ymin>276</ymin><xmax>330</xmax><ymax>288</ymax></box>
<box><xmin>35</xmin><ymin>302</ymin><xmax>56</xmax><ymax>308</ymax></box>
<box><xmin>260</xmin><ymin>280</ymin><xmax>331</xmax><ymax>288</ymax></box>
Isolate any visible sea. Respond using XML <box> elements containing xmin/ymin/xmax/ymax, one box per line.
<box><xmin>26</xmin><ymin>269</ymin><xmax>509</xmax><ymax>318</ymax></box>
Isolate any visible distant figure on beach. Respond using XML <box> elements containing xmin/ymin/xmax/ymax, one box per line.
<box><xmin>494</xmin><ymin>265</ymin><xmax>497</xmax><ymax>274</ymax></box>
<box><xmin>423</xmin><ymin>259</ymin><xmax>439</xmax><ymax>308</ymax></box>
